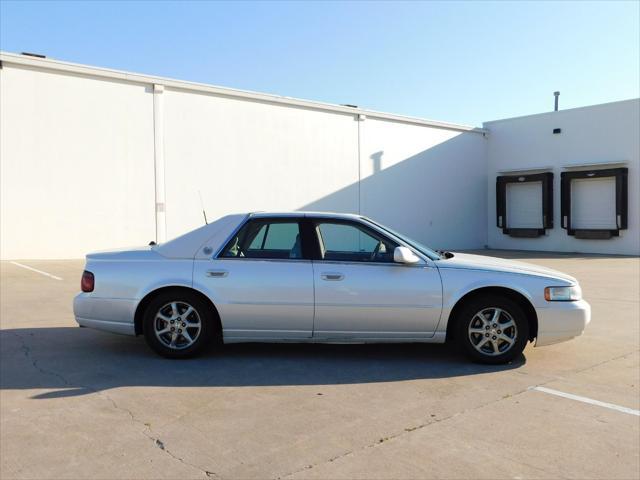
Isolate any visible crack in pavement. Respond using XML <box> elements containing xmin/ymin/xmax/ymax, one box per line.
<box><xmin>9</xmin><ymin>331</ymin><xmax>638</xmax><ymax>480</ymax></box>
<box><xmin>13</xmin><ymin>331</ymin><xmax>71</xmax><ymax>389</ymax></box>
<box><xmin>277</xmin><ymin>351</ymin><xmax>640</xmax><ymax>479</ymax></box>
<box><xmin>276</xmin><ymin>386</ymin><xmax>547</xmax><ymax>479</ymax></box>
<box><xmin>10</xmin><ymin>331</ymin><xmax>219</xmax><ymax>479</ymax></box>
<box><xmin>567</xmin><ymin>349</ymin><xmax>639</xmax><ymax>376</ymax></box>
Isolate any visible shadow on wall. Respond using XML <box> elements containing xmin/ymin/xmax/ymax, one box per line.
<box><xmin>298</xmin><ymin>132</ymin><xmax>487</xmax><ymax>251</ymax></box>
<box><xmin>370</xmin><ymin>150</ymin><xmax>384</xmax><ymax>174</ymax></box>
<box><xmin>1</xmin><ymin>327</ymin><xmax>523</xmax><ymax>398</ymax></box>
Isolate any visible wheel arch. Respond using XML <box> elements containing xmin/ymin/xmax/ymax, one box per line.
<box><xmin>445</xmin><ymin>286</ymin><xmax>538</xmax><ymax>342</ymax></box>
<box><xmin>134</xmin><ymin>285</ymin><xmax>222</xmax><ymax>341</ymax></box>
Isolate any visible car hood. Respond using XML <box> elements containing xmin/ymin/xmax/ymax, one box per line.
<box><xmin>436</xmin><ymin>252</ymin><xmax>577</xmax><ymax>283</ymax></box>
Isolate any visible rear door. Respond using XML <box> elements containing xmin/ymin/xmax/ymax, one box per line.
<box><xmin>194</xmin><ymin>217</ymin><xmax>314</xmax><ymax>339</ymax></box>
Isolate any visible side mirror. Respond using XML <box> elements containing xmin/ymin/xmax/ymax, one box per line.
<box><xmin>394</xmin><ymin>246</ymin><xmax>420</xmax><ymax>264</ymax></box>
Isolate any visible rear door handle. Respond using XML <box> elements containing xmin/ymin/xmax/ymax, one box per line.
<box><xmin>321</xmin><ymin>272</ymin><xmax>344</xmax><ymax>281</ymax></box>
<box><xmin>206</xmin><ymin>270</ymin><xmax>228</xmax><ymax>278</ymax></box>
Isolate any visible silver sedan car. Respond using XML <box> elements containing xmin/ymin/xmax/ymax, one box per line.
<box><xmin>74</xmin><ymin>212</ymin><xmax>590</xmax><ymax>364</ymax></box>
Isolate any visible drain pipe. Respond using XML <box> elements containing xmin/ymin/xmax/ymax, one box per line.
<box><xmin>153</xmin><ymin>84</ymin><xmax>167</xmax><ymax>243</ymax></box>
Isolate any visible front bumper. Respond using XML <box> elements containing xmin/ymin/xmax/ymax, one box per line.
<box><xmin>73</xmin><ymin>293</ymin><xmax>137</xmax><ymax>336</ymax></box>
<box><xmin>535</xmin><ymin>299</ymin><xmax>591</xmax><ymax>347</ymax></box>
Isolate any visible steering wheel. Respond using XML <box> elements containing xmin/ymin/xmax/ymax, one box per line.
<box><xmin>370</xmin><ymin>241</ymin><xmax>382</xmax><ymax>261</ymax></box>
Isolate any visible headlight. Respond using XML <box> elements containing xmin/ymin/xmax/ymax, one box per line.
<box><xmin>544</xmin><ymin>285</ymin><xmax>581</xmax><ymax>301</ymax></box>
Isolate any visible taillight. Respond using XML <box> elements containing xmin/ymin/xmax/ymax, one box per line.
<box><xmin>81</xmin><ymin>270</ymin><xmax>94</xmax><ymax>292</ymax></box>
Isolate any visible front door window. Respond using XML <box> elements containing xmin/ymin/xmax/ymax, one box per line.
<box><xmin>316</xmin><ymin>221</ymin><xmax>397</xmax><ymax>263</ymax></box>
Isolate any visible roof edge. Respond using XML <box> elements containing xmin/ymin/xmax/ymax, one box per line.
<box><xmin>483</xmin><ymin>98</ymin><xmax>640</xmax><ymax>126</ymax></box>
<box><xmin>0</xmin><ymin>51</ymin><xmax>487</xmax><ymax>135</ymax></box>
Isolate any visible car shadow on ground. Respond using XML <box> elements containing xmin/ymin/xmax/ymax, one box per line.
<box><xmin>0</xmin><ymin>327</ymin><xmax>525</xmax><ymax>399</ymax></box>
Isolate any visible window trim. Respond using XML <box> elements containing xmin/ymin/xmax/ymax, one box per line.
<box><xmin>216</xmin><ymin>217</ymin><xmax>308</xmax><ymax>260</ymax></box>
<box><xmin>214</xmin><ymin>215</ymin><xmax>432</xmax><ymax>266</ymax></box>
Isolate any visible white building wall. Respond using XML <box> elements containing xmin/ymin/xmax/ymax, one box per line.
<box><xmin>0</xmin><ymin>55</ymin><xmax>487</xmax><ymax>259</ymax></box>
<box><xmin>485</xmin><ymin>99</ymin><xmax>640</xmax><ymax>255</ymax></box>
<box><xmin>4</xmin><ymin>53</ymin><xmax>633</xmax><ymax>259</ymax></box>
<box><xmin>357</xmin><ymin>118</ymin><xmax>487</xmax><ymax>250</ymax></box>
<box><xmin>162</xmin><ymin>89</ymin><xmax>360</xmax><ymax>240</ymax></box>
<box><xmin>0</xmin><ymin>64</ymin><xmax>156</xmax><ymax>259</ymax></box>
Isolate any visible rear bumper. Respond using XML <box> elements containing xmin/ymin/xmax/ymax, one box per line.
<box><xmin>535</xmin><ymin>299</ymin><xmax>591</xmax><ymax>347</ymax></box>
<box><xmin>74</xmin><ymin>294</ymin><xmax>137</xmax><ymax>336</ymax></box>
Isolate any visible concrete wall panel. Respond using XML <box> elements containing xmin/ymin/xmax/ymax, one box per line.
<box><xmin>0</xmin><ymin>66</ymin><xmax>155</xmax><ymax>259</ymax></box>
<box><xmin>359</xmin><ymin>119</ymin><xmax>488</xmax><ymax>250</ymax></box>
<box><xmin>161</xmin><ymin>89</ymin><xmax>360</xmax><ymax>240</ymax></box>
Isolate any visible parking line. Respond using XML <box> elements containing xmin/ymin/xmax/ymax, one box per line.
<box><xmin>531</xmin><ymin>386</ymin><xmax>640</xmax><ymax>416</ymax></box>
<box><xmin>9</xmin><ymin>261</ymin><xmax>63</xmax><ymax>281</ymax></box>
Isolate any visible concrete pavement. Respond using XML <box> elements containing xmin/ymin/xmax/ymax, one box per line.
<box><xmin>1</xmin><ymin>252</ymin><xmax>638</xmax><ymax>479</ymax></box>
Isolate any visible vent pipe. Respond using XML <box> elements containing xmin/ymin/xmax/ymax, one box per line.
<box><xmin>21</xmin><ymin>52</ymin><xmax>46</xmax><ymax>58</ymax></box>
<box><xmin>554</xmin><ymin>91</ymin><xmax>560</xmax><ymax>111</ymax></box>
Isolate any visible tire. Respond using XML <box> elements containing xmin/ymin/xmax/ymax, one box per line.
<box><xmin>455</xmin><ymin>295</ymin><xmax>529</xmax><ymax>364</ymax></box>
<box><xmin>142</xmin><ymin>290</ymin><xmax>216</xmax><ymax>359</ymax></box>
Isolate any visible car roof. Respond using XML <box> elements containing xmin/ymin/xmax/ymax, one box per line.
<box><xmin>249</xmin><ymin>211</ymin><xmax>365</xmax><ymax>220</ymax></box>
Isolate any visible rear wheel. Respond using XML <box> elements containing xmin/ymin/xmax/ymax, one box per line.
<box><xmin>456</xmin><ymin>295</ymin><xmax>529</xmax><ymax>364</ymax></box>
<box><xmin>143</xmin><ymin>290</ymin><xmax>215</xmax><ymax>358</ymax></box>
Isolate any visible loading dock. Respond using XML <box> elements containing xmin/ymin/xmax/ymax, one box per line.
<box><xmin>561</xmin><ymin>167</ymin><xmax>628</xmax><ymax>239</ymax></box>
<box><xmin>496</xmin><ymin>172</ymin><xmax>553</xmax><ymax>237</ymax></box>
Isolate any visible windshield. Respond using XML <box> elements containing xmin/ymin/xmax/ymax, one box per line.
<box><xmin>361</xmin><ymin>217</ymin><xmax>443</xmax><ymax>260</ymax></box>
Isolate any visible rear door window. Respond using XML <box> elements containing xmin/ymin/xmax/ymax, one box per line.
<box><xmin>221</xmin><ymin>220</ymin><xmax>303</xmax><ymax>260</ymax></box>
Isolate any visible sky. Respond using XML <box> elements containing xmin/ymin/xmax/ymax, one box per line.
<box><xmin>1</xmin><ymin>0</ymin><xmax>638</xmax><ymax>126</ymax></box>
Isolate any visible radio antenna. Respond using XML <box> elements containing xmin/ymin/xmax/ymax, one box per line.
<box><xmin>198</xmin><ymin>191</ymin><xmax>208</xmax><ymax>225</ymax></box>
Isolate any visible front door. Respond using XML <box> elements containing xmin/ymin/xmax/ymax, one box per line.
<box><xmin>310</xmin><ymin>220</ymin><xmax>442</xmax><ymax>339</ymax></box>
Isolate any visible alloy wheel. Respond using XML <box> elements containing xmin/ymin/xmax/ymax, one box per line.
<box><xmin>467</xmin><ymin>307</ymin><xmax>518</xmax><ymax>356</ymax></box>
<box><xmin>153</xmin><ymin>301</ymin><xmax>202</xmax><ymax>350</ymax></box>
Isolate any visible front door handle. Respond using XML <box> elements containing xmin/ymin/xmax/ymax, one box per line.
<box><xmin>206</xmin><ymin>270</ymin><xmax>228</xmax><ymax>278</ymax></box>
<box><xmin>321</xmin><ymin>272</ymin><xmax>344</xmax><ymax>281</ymax></box>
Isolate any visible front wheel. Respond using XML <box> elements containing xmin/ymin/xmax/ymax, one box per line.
<box><xmin>456</xmin><ymin>295</ymin><xmax>529</xmax><ymax>364</ymax></box>
<box><xmin>143</xmin><ymin>291</ymin><xmax>215</xmax><ymax>358</ymax></box>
